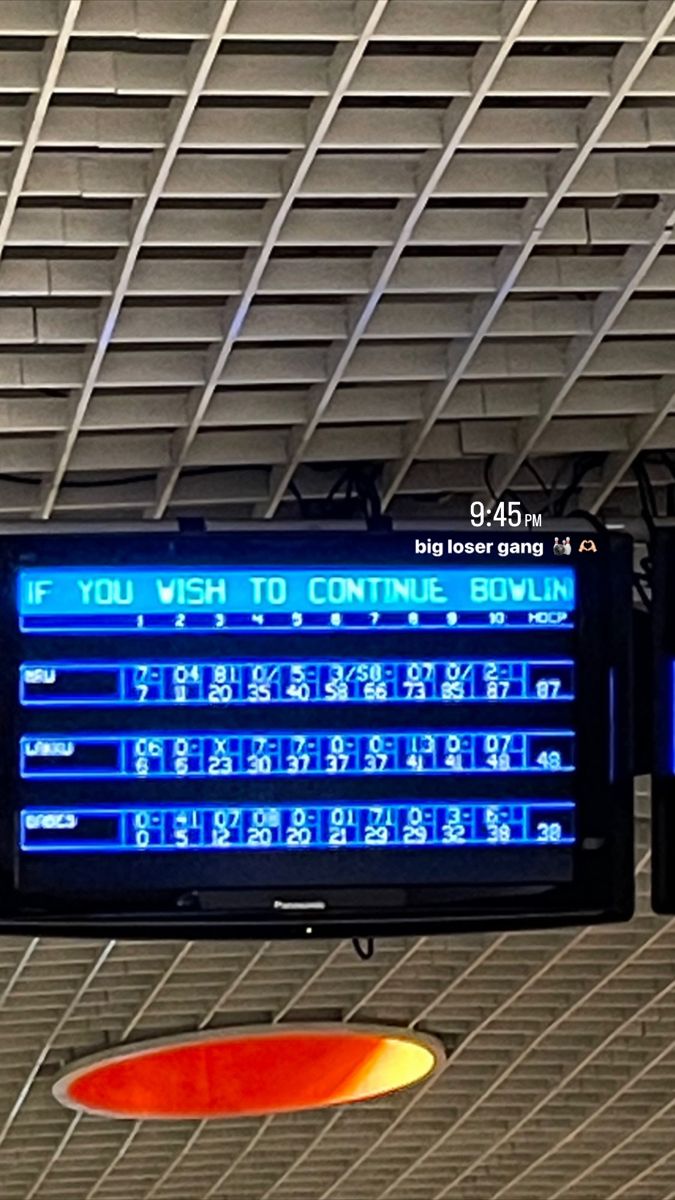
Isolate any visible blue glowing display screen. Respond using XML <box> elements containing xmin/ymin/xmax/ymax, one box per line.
<box><xmin>20</xmin><ymin>659</ymin><xmax>575</xmax><ymax>707</ymax></box>
<box><xmin>15</xmin><ymin>553</ymin><xmax>579</xmax><ymax>869</ymax></box>
<box><xmin>21</xmin><ymin>802</ymin><xmax>575</xmax><ymax>853</ymax></box>
<box><xmin>21</xmin><ymin>729</ymin><xmax>574</xmax><ymax>779</ymax></box>
<box><xmin>667</xmin><ymin>662</ymin><xmax>672</xmax><ymax>772</ymax></box>
<box><xmin>18</xmin><ymin>565</ymin><xmax>575</xmax><ymax>632</ymax></box>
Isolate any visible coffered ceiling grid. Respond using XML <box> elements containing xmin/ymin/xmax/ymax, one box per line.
<box><xmin>379</xmin><ymin>0</ymin><xmax>675</xmax><ymax>512</ymax></box>
<box><xmin>0</xmin><ymin>1</ymin><xmax>671</xmax><ymax>519</ymax></box>
<box><xmin>3</xmin><ymin>811</ymin><xmax>675</xmax><ymax>1200</ymax></box>
<box><xmin>0</xmin><ymin>7</ymin><xmax>673</xmax><ymax>1195</ymax></box>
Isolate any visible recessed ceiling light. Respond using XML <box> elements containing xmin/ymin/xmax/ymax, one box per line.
<box><xmin>53</xmin><ymin>1024</ymin><xmax>444</xmax><ymax>1121</ymax></box>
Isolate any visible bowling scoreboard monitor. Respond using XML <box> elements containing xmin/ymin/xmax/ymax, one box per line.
<box><xmin>0</xmin><ymin>529</ymin><xmax>633</xmax><ymax>937</ymax></box>
<box><xmin>651</xmin><ymin>530</ymin><xmax>675</xmax><ymax>913</ymax></box>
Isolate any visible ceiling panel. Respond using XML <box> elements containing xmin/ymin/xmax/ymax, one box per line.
<box><xmin>0</xmin><ymin>0</ymin><xmax>669</xmax><ymax>521</ymax></box>
<box><xmin>0</xmin><ymin>10</ymin><xmax>671</xmax><ymax>1191</ymax></box>
<box><xmin>0</xmin><ymin>795</ymin><xmax>666</xmax><ymax>1200</ymax></box>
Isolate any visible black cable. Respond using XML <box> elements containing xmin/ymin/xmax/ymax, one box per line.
<box><xmin>545</xmin><ymin>458</ymin><xmax>574</xmax><ymax>514</ymax></box>
<box><xmin>0</xmin><ymin>460</ymin><xmax>378</xmax><ymax>529</ymax></box>
<box><xmin>523</xmin><ymin>459</ymin><xmax>551</xmax><ymax>496</ymax></box>
<box><xmin>481</xmin><ymin>455</ymin><xmax>535</xmax><ymax>514</ymax></box>
<box><xmin>483</xmin><ymin>455</ymin><xmax>498</xmax><ymax>503</ymax></box>
<box><xmin>278</xmin><ymin>464</ymin><xmax>388</xmax><ymax>523</ymax></box>
<box><xmin>64</xmin><ymin>473</ymin><xmax>158</xmax><ymax>489</ymax></box>
<box><xmin>549</xmin><ymin>453</ymin><xmax>605</xmax><ymax>519</ymax></box>
<box><xmin>634</xmin><ymin>574</ymin><xmax>651</xmax><ymax>610</ymax></box>
<box><xmin>352</xmin><ymin>937</ymin><xmax>375</xmax><ymax>961</ymax></box>
<box><xmin>563</xmin><ymin>508</ymin><xmax>607</xmax><ymax>534</ymax></box>
<box><xmin>351</xmin><ymin>464</ymin><xmax>390</xmax><ymax>528</ymax></box>
<box><xmin>546</xmin><ymin>471</ymin><xmax>567</xmax><ymax>517</ymax></box>
<box><xmin>0</xmin><ymin>460</ymin><xmax>390</xmax><ymax>529</ymax></box>
<box><xmin>631</xmin><ymin>455</ymin><xmax>657</xmax><ymax>610</ymax></box>
<box><xmin>289</xmin><ymin>480</ymin><xmax>310</xmax><ymax>519</ymax></box>
<box><xmin>0</xmin><ymin>466</ymin><xmax>252</xmax><ymax>490</ymax></box>
<box><xmin>0</xmin><ymin>473</ymin><xmax>41</xmax><ymax>486</ymax></box>
<box><xmin>365</xmin><ymin>466</ymin><xmax>383</xmax><ymax>518</ymax></box>
<box><xmin>656</xmin><ymin>450</ymin><xmax>675</xmax><ymax>516</ymax></box>
<box><xmin>315</xmin><ymin>464</ymin><xmax>387</xmax><ymax>525</ymax></box>
<box><xmin>325</xmin><ymin>468</ymin><xmax>351</xmax><ymax>507</ymax></box>
<box><xmin>632</xmin><ymin>457</ymin><xmax>657</xmax><ymax>536</ymax></box>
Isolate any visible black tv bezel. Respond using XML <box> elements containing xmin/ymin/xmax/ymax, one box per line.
<box><xmin>651</xmin><ymin>530</ymin><xmax>675</xmax><ymax>913</ymax></box>
<box><xmin>0</xmin><ymin>527</ymin><xmax>634</xmax><ymax>939</ymax></box>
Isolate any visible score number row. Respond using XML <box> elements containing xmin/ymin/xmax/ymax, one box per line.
<box><xmin>20</xmin><ymin>658</ymin><xmax>575</xmax><ymax>707</ymax></box>
<box><xmin>21</xmin><ymin>801</ymin><xmax>576</xmax><ymax>853</ymax></box>
<box><xmin>21</xmin><ymin>729</ymin><xmax>575</xmax><ymax>779</ymax></box>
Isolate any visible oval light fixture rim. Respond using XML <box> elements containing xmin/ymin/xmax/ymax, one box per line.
<box><xmin>52</xmin><ymin>1021</ymin><xmax>446</xmax><ymax>1119</ymax></box>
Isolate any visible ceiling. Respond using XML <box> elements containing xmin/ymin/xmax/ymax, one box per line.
<box><xmin>0</xmin><ymin>2</ymin><xmax>674</xmax><ymax>1199</ymax></box>
<box><xmin>0</xmin><ymin>0</ymin><xmax>672</xmax><ymax>522</ymax></box>
<box><xmin>0</xmin><ymin>786</ymin><xmax>668</xmax><ymax>1200</ymax></box>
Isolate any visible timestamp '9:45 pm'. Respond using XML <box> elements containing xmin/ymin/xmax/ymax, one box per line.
<box><xmin>471</xmin><ymin>501</ymin><xmax>542</xmax><ymax>528</ymax></box>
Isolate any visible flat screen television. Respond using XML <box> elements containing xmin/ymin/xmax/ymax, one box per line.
<box><xmin>0</xmin><ymin>527</ymin><xmax>634</xmax><ymax>937</ymax></box>
<box><xmin>651</xmin><ymin>529</ymin><xmax>675</xmax><ymax>912</ymax></box>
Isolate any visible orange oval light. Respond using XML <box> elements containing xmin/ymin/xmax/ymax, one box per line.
<box><xmin>53</xmin><ymin>1025</ymin><xmax>443</xmax><ymax>1120</ymax></box>
<box><xmin>53</xmin><ymin>1027</ymin><xmax>441</xmax><ymax>1118</ymax></box>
